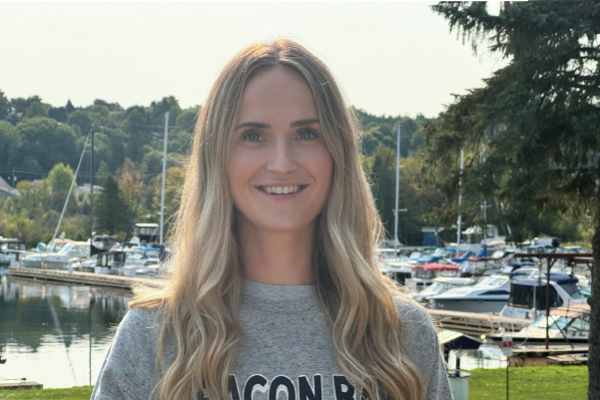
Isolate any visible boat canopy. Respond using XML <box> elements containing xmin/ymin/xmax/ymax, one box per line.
<box><xmin>412</xmin><ymin>263</ymin><xmax>459</xmax><ymax>271</ymax></box>
<box><xmin>507</xmin><ymin>261</ymin><xmax>534</xmax><ymax>268</ymax></box>
<box><xmin>417</xmin><ymin>254</ymin><xmax>443</xmax><ymax>263</ymax></box>
<box><xmin>508</xmin><ymin>279</ymin><xmax>562</xmax><ymax>309</ymax></box>
<box><xmin>452</xmin><ymin>251</ymin><xmax>474</xmax><ymax>263</ymax></box>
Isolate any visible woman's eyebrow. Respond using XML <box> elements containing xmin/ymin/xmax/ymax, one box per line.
<box><xmin>235</xmin><ymin>119</ymin><xmax>320</xmax><ymax>130</ymax></box>
<box><xmin>290</xmin><ymin>118</ymin><xmax>320</xmax><ymax>127</ymax></box>
<box><xmin>235</xmin><ymin>122</ymin><xmax>270</xmax><ymax>130</ymax></box>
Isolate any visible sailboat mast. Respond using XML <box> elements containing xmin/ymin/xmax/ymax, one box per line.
<box><xmin>159</xmin><ymin>112</ymin><xmax>169</xmax><ymax>246</ymax></box>
<box><xmin>456</xmin><ymin>149</ymin><xmax>464</xmax><ymax>258</ymax></box>
<box><xmin>394</xmin><ymin>123</ymin><xmax>401</xmax><ymax>253</ymax></box>
<box><xmin>90</xmin><ymin>127</ymin><xmax>94</xmax><ymax>239</ymax></box>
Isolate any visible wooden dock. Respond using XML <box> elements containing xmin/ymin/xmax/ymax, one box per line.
<box><xmin>8</xmin><ymin>266</ymin><xmax>160</xmax><ymax>290</ymax></box>
<box><xmin>509</xmin><ymin>344</ymin><xmax>589</xmax><ymax>367</ymax></box>
<box><xmin>428</xmin><ymin>309</ymin><xmax>530</xmax><ymax>335</ymax></box>
<box><xmin>0</xmin><ymin>381</ymin><xmax>43</xmax><ymax>390</ymax></box>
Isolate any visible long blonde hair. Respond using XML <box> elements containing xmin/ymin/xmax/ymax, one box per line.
<box><xmin>130</xmin><ymin>39</ymin><xmax>423</xmax><ymax>400</ymax></box>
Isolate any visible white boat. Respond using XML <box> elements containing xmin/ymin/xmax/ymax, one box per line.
<box><xmin>42</xmin><ymin>241</ymin><xmax>91</xmax><ymax>270</ymax></box>
<box><xmin>431</xmin><ymin>275</ymin><xmax>512</xmax><ymax>313</ymax></box>
<box><xmin>410</xmin><ymin>277</ymin><xmax>477</xmax><ymax>304</ymax></box>
<box><xmin>499</xmin><ymin>274</ymin><xmax>588</xmax><ymax>319</ymax></box>
<box><xmin>410</xmin><ymin>263</ymin><xmax>460</xmax><ymax>293</ymax></box>
<box><xmin>20</xmin><ymin>239</ymin><xmax>74</xmax><ymax>269</ymax></box>
<box><xmin>491</xmin><ymin>304</ymin><xmax>589</xmax><ymax>344</ymax></box>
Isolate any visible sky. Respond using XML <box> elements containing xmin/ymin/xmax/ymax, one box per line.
<box><xmin>0</xmin><ymin>1</ymin><xmax>507</xmax><ymax>119</ymax></box>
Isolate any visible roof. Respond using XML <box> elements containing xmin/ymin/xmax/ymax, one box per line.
<box><xmin>438</xmin><ymin>329</ymin><xmax>483</xmax><ymax>350</ymax></box>
<box><xmin>512</xmin><ymin>274</ymin><xmax>579</xmax><ymax>287</ymax></box>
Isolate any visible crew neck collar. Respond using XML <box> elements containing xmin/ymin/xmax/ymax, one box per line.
<box><xmin>242</xmin><ymin>279</ymin><xmax>317</xmax><ymax>301</ymax></box>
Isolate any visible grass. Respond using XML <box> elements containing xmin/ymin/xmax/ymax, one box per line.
<box><xmin>0</xmin><ymin>386</ymin><xmax>93</xmax><ymax>400</ymax></box>
<box><xmin>467</xmin><ymin>366</ymin><xmax>588</xmax><ymax>400</ymax></box>
<box><xmin>0</xmin><ymin>366</ymin><xmax>589</xmax><ymax>399</ymax></box>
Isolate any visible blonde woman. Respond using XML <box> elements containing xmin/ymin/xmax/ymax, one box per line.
<box><xmin>91</xmin><ymin>39</ymin><xmax>452</xmax><ymax>400</ymax></box>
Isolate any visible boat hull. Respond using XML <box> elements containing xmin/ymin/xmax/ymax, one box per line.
<box><xmin>433</xmin><ymin>298</ymin><xmax>508</xmax><ymax>313</ymax></box>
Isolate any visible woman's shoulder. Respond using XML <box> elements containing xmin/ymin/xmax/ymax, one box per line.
<box><xmin>112</xmin><ymin>306</ymin><xmax>167</xmax><ymax>347</ymax></box>
<box><xmin>391</xmin><ymin>293</ymin><xmax>439</xmax><ymax>349</ymax></box>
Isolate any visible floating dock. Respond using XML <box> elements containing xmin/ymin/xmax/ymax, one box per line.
<box><xmin>7</xmin><ymin>266</ymin><xmax>159</xmax><ymax>290</ymax></box>
<box><xmin>428</xmin><ymin>309</ymin><xmax>530</xmax><ymax>335</ymax></box>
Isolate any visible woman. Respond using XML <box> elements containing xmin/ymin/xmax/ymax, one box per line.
<box><xmin>91</xmin><ymin>39</ymin><xmax>451</xmax><ymax>400</ymax></box>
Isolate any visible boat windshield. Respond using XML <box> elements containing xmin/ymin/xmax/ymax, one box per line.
<box><xmin>426</xmin><ymin>282</ymin><xmax>448</xmax><ymax>294</ymax></box>
<box><xmin>57</xmin><ymin>243</ymin><xmax>75</xmax><ymax>255</ymax></box>
<box><xmin>530</xmin><ymin>315</ymin><xmax>589</xmax><ymax>331</ymax></box>
<box><xmin>477</xmin><ymin>276</ymin><xmax>508</xmax><ymax>286</ymax></box>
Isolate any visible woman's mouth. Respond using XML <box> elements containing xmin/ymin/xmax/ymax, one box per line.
<box><xmin>257</xmin><ymin>185</ymin><xmax>308</xmax><ymax>195</ymax></box>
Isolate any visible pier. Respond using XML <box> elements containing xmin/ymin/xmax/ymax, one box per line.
<box><xmin>428</xmin><ymin>309</ymin><xmax>530</xmax><ymax>335</ymax></box>
<box><xmin>7</xmin><ymin>266</ymin><xmax>160</xmax><ymax>290</ymax></box>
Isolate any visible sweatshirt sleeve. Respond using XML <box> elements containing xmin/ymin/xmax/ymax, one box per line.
<box><xmin>91</xmin><ymin>308</ymin><xmax>163</xmax><ymax>400</ymax></box>
<box><xmin>396</xmin><ymin>298</ymin><xmax>453</xmax><ymax>400</ymax></box>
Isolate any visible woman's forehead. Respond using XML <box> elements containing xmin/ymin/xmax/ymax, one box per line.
<box><xmin>237</xmin><ymin>66</ymin><xmax>318</xmax><ymax>125</ymax></box>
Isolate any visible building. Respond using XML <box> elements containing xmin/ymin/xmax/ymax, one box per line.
<box><xmin>0</xmin><ymin>176</ymin><xmax>20</xmax><ymax>200</ymax></box>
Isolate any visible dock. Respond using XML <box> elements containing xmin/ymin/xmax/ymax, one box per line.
<box><xmin>428</xmin><ymin>309</ymin><xmax>530</xmax><ymax>335</ymax></box>
<box><xmin>7</xmin><ymin>266</ymin><xmax>161</xmax><ymax>290</ymax></box>
<box><xmin>509</xmin><ymin>344</ymin><xmax>589</xmax><ymax>367</ymax></box>
<box><xmin>0</xmin><ymin>381</ymin><xmax>43</xmax><ymax>390</ymax></box>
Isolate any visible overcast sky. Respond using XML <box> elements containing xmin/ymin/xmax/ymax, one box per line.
<box><xmin>0</xmin><ymin>1</ymin><xmax>506</xmax><ymax>118</ymax></box>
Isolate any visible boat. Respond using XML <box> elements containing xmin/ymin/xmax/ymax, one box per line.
<box><xmin>499</xmin><ymin>274</ymin><xmax>588</xmax><ymax>319</ymax></box>
<box><xmin>20</xmin><ymin>238</ymin><xmax>74</xmax><ymax>269</ymax></box>
<box><xmin>410</xmin><ymin>276</ymin><xmax>477</xmax><ymax>304</ymax></box>
<box><xmin>41</xmin><ymin>241</ymin><xmax>91</xmax><ymax>270</ymax></box>
<box><xmin>0</xmin><ymin>237</ymin><xmax>27</xmax><ymax>268</ymax></box>
<box><xmin>490</xmin><ymin>304</ymin><xmax>589</xmax><ymax>345</ymax></box>
<box><xmin>410</xmin><ymin>263</ymin><xmax>460</xmax><ymax>292</ymax></box>
<box><xmin>458</xmin><ymin>256</ymin><xmax>504</xmax><ymax>277</ymax></box>
<box><xmin>430</xmin><ymin>275</ymin><xmax>512</xmax><ymax>313</ymax></box>
<box><xmin>92</xmin><ymin>248</ymin><xmax>161</xmax><ymax>276</ymax></box>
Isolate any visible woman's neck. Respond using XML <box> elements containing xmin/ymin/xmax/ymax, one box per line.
<box><xmin>236</xmin><ymin>217</ymin><xmax>316</xmax><ymax>285</ymax></box>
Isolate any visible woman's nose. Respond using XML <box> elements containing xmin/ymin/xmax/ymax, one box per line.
<box><xmin>265</xmin><ymin>140</ymin><xmax>298</xmax><ymax>174</ymax></box>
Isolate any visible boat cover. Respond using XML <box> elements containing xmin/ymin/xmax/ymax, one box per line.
<box><xmin>509</xmin><ymin>279</ymin><xmax>561</xmax><ymax>309</ymax></box>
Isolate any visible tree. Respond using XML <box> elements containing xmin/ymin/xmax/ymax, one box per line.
<box><xmin>0</xmin><ymin>121</ymin><xmax>22</xmax><ymax>171</ymax></box>
<box><xmin>95</xmin><ymin>175</ymin><xmax>130</xmax><ymax>235</ymax></box>
<box><xmin>0</xmin><ymin>89</ymin><xmax>8</xmax><ymax>120</ymax></box>
<box><xmin>427</xmin><ymin>3</ymin><xmax>600</xmax><ymax>397</ymax></box>
<box><xmin>46</xmin><ymin>163</ymin><xmax>75</xmax><ymax>211</ymax></box>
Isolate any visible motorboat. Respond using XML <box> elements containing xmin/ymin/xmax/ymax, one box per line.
<box><xmin>410</xmin><ymin>277</ymin><xmax>477</xmax><ymax>304</ymax></box>
<box><xmin>0</xmin><ymin>237</ymin><xmax>27</xmax><ymax>267</ymax></box>
<box><xmin>410</xmin><ymin>263</ymin><xmax>459</xmax><ymax>293</ymax></box>
<box><xmin>491</xmin><ymin>304</ymin><xmax>589</xmax><ymax>345</ymax></box>
<box><xmin>42</xmin><ymin>241</ymin><xmax>91</xmax><ymax>270</ymax></box>
<box><xmin>92</xmin><ymin>248</ymin><xmax>160</xmax><ymax>276</ymax></box>
<box><xmin>458</xmin><ymin>256</ymin><xmax>504</xmax><ymax>277</ymax></box>
<box><xmin>499</xmin><ymin>274</ymin><xmax>588</xmax><ymax>319</ymax></box>
<box><xmin>20</xmin><ymin>239</ymin><xmax>74</xmax><ymax>268</ymax></box>
<box><xmin>430</xmin><ymin>275</ymin><xmax>512</xmax><ymax>313</ymax></box>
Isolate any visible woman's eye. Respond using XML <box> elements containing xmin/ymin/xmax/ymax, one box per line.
<box><xmin>297</xmin><ymin>128</ymin><xmax>318</xmax><ymax>141</ymax></box>
<box><xmin>241</xmin><ymin>130</ymin><xmax>263</xmax><ymax>142</ymax></box>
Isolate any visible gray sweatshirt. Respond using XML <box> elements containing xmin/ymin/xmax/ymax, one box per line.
<box><xmin>91</xmin><ymin>280</ymin><xmax>452</xmax><ymax>400</ymax></box>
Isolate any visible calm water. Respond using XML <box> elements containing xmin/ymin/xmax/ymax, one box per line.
<box><xmin>0</xmin><ymin>273</ymin><xmax>131</xmax><ymax>388</ymax></box>
<box><xmin>0</xmin><ymin>274</ymin><xmax>505</xmax><ymax>389</ymax></box>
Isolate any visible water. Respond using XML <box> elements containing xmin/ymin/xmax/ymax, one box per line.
<box><xmin>0</xmin><ymin>274</ymin><xmax>505</xmax><ymax>389</ymax></box>
<box><xmin>0</xmin><ymin>274</ymin><xmax>131</xmax><ymax>388</ymax></box>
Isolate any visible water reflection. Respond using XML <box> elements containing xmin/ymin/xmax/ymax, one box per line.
<box><xmin>0</xmin><ymin>275</ymin><xmax>131</xmax><ymax>388</ymax></box>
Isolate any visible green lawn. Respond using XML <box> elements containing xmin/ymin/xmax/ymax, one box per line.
<box><xmin>0</xmin><ymin>366</ymin><xmax>589</xmax><ymax>399</ymax></box>
<box><xmin>0</xmin><ymin>386</ymin><xmax>93</xmax><ymax>400</ymax></box>
<box><xmin>467</xmin><ymin>366</ymin><xmax>588</xmax><ymax>400</ymax></box>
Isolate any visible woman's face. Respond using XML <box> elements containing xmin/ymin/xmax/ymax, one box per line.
<box><xmin>229</xmin><ymin>66</ymin><xmax>333</xmax><ymax>233</ymax></box>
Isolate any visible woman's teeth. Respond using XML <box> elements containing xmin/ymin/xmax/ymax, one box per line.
<box><xmin>262</xmin><ymin>185</ymin><xmax>301</xmax><ymax>194</ymax></box>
